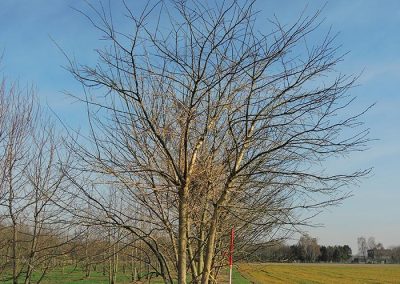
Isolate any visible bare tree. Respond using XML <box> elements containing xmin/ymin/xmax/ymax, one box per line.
<box><xmin>63</xmin><ymin>1</ymin><xmax>371</xmax><ymax>283</ymax></box>
<box><xmin>358</xmin><ymin>236</ymin><xmax>368</xmax><ymax>262</ymax></box>
<box><xmin>22</xmin><ymin>121</ymin><xmax>72</xmax><ymax>284</ymax></box>
<box><xmin>367</xmin><ymin>237</ymin><xmax>376</xmax><ymax>250</ymax></box>
<box><xmin>298</xmin><ymin>234</ymin><xmax>320</xmax><ymax>262</ymax></box>
<box><xmin>0</xmin><ymin>81</ymin><xmax>36</xmax><ymax>284</ymax></box>
<box><xmin>0</xmin><ymin>78</ymin><xmax>74</xmax><ymax>284</ymax></box>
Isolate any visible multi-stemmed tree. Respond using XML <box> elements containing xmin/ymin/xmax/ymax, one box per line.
<box><xmin>63</xmin><ymin>0</ymin><xmax>371</xmax><ymax>283</ymax></box>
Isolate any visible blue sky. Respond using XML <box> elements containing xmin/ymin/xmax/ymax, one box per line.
<box><xmin>1</xmin><ymin>0</ymin><xmax>399</xmax><ymax>253</ymax></box>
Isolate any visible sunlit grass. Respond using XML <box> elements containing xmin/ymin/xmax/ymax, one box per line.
<box><xmin>238</xmin><ymin>263</ymin><xmax>400</xmax><ymax>284</ymax></box>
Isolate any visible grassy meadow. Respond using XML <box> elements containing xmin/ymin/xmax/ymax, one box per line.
<box><xmin>237</xmin><ymin>263</ymin><xmax>400</xmax><ymax>284</ymax></box>
<box><xmin>0</xmin><ymin>266</ymin><xmax>246</xmax><ymax>284</ymax></box>
<box><xmin>0</xmin><ymin>267</ymin><xmax>163</xmax><ymax>284</ymax></box>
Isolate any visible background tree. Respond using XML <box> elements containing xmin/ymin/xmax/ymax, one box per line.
<box><xmin>0</xmin><ymin>77</ymin><xmax>74</xmax><ymax>284</ymax></box>
<box><xmin>0</xmin><ymin>81</ymin><xmax>37</xmax><ymax>284</ymax></box>
<box><xmin>297</xmin><ymin>234</ymin><xmax>320</xmax><ymax>262</ymax></box>
<box><xmin>367</xmin><ymin>237</ymin><xmax>376</xmax><ymax>250</ymax></box>
<box><xmin>21</xmin><ymin>118</ymin><xmax>75</xmax><ymax>284</ymax></box>
<box><xmin>341</xmin><ymin>245</ymin><xmax>352</xmax><ymax>262</ymax></box>
<box><xmin>390</xmin><ymin>246</ymin><xmax>400</xmax><ymax>263</ymax></box>
<box><xmin>358</xmin><ymin>237</ymin><xmax>368</xmax><ymax>262</ymax></box>
<box><xmin>63</xmin><ymin>0</ymin><xmax>371</xmax><ymax>282</ymax></box>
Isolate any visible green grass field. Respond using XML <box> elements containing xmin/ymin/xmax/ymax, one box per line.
<box><xmin>237</xmin><ymin>263</ymin><xmax>400</xmax><ymax>284</ymax></box>
<box><xmin>0</xmin><ymin>267</ymin><xmax>165</xmax><ymax>284</ymax></box>
<box><xmin>0</xmin><ymin>266</ymin><xmax>246</xmax><ymax>284</ymax></box>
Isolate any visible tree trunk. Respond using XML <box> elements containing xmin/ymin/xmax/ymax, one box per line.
<box><xmin>12</xmin><ymin>220</ymin><xmax>18</xmax><ymax>284</ymax></box>
<box><xmin>187</xmin><ymin>238</ymin><xmax>198</xmax><ymax>283</ymax></box>
<box><xmin>178</xmin><ymin>186</ymin><xmax>189</xmax><ymax>284</ymax></box>
<box><xmin>197</xmin><ymin>205</ymin><xmax>208</xmax><ymax>277</ymax></box>
<box><xmin>200</xmin><ymin>208</ymin><xmax>219</xmax><ymax>284</ymax></box>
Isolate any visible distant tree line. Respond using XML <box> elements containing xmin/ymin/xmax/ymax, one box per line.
<box><xmin>242</xmin><ymin>234</ymin><xmax>351</xmax><ymax>263</ymax></box>
<box><xmin>318</xmin><ymin>245</ymin><xmax>352</xmax><ymax>262</ymax></box>
<box><xmin>243</xmin><ymin>235</ymin><xmax>400</xmax><ymax>264</ymax></box>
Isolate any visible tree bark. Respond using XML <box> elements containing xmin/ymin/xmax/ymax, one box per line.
<box><xmin>200</xmin><ymin>207</ymin><xmax>219</xmax><ymax>284</ymax></box>
<box><xmin>178</xmin><ymin>186</ymin><xmax>189</xmax><ymax>284</ymax></box>
<box><xmin>12</xmin><ymin>219</ymin><xmax>18</xmax><ymax>284</ymax></box>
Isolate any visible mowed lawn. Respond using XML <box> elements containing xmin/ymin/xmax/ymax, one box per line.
<box><xmin>0</xmin><ymin>268</ymin><xmax>164</xmax><ymax>284</ymax></box>
<box><xmin>237</xmin><ymin>263</ymin><xmax>400</xmax><ymax>284</ymax></box>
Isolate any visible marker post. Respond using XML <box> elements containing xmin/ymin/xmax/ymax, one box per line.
<box><xmin>229</xmin><ymin>227</ymin><xmax>235</xmax><ymax>284</ymax></box>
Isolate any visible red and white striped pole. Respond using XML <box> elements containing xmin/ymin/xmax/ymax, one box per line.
<box><xmin>229</xmin><ymin>227</ymin><xmax>235</xmax><ymax>284</ymax></box>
